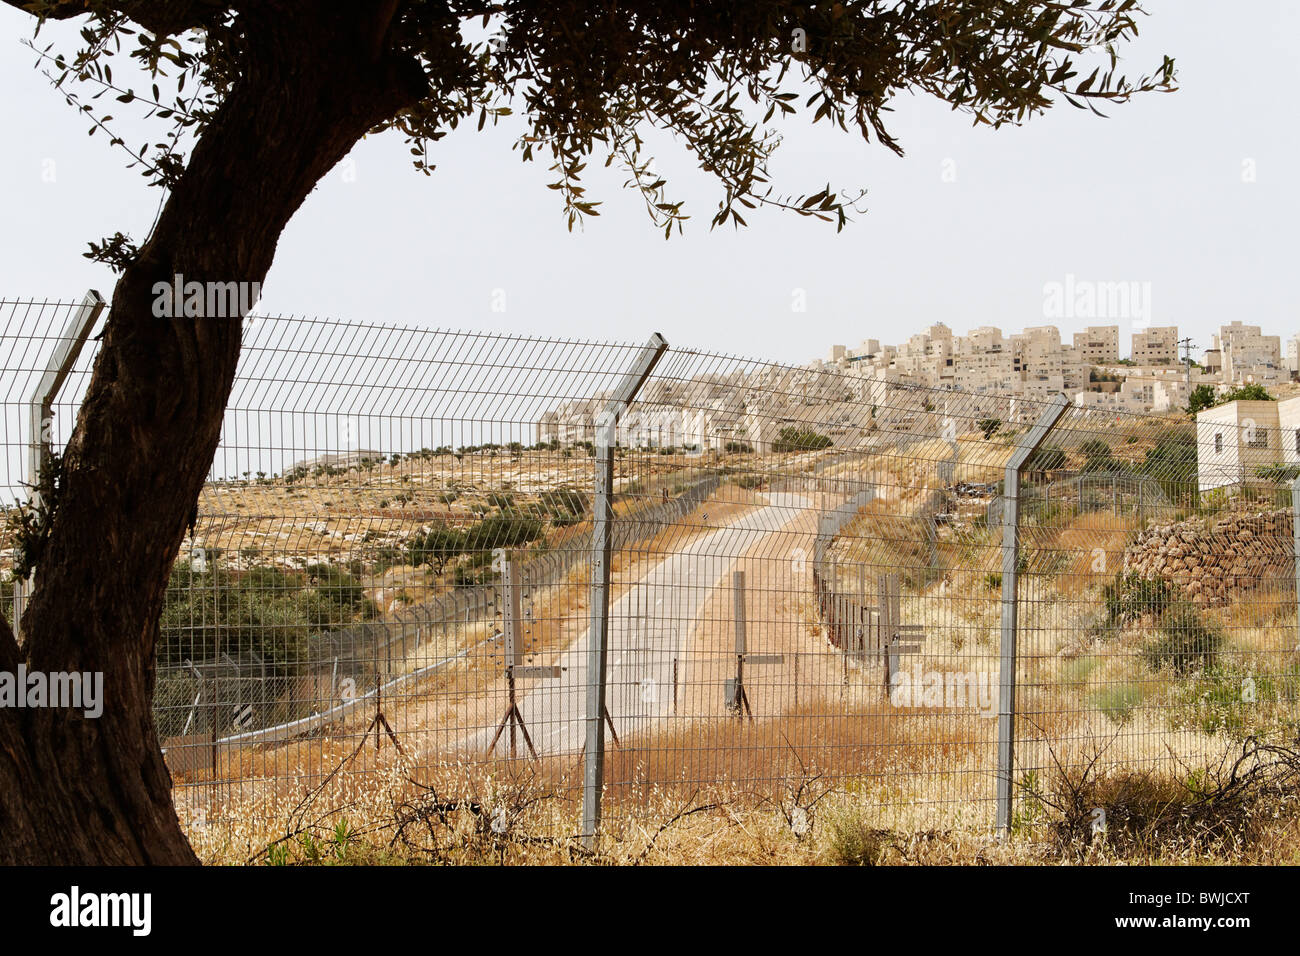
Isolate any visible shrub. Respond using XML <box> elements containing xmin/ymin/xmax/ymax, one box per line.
<box><xmin>462</xmin><ymin>514</ymin><xmax>543</xmax><ymax>552</ymax></box>
<box><xmin>1142</xmin><ymin>429</ymin><xmax>1198</xmax><ymax>506</ymax></box>
<box><xmin>302</xmin><ymin>564</ymin><xmax>376</xmax><ymax>624</ymax></box>
<box><xmin>407</xmin><ymin>524</ymin><xmax>464</xmax><ymax>574</ymax></box>
<box><xmin>1026</xmin><ymin>443</ymin><xmax>1065</xmax><ymax>474</ymax></box>
<box><xmin>1219</xmin><ymin>383</ymin><xmax>1273</xmax><ymax>404</ymax></box>
<box><xmin>1187</xmin><ymin>384</ymin><xmax>1217</xmax><ymax>415</ymax></box>
<box><xmin>1142</xmin><ymin>602</ymin><xmax>1224</xmax><ymax>674</ymax></box>
<box><xmin>159</xmin><ymin>564</ymin><xmax>316</xmax><ymax>677</ymax></box>
<box><xmin>1079</xmin><ymin>438</ymin><xmax>1116</xmax><ymax>473</ymax></box>
<box><xmin>1255</xmin><ymin>462</ymin><xmax>1300</xmax><ymax>483</ymax></box>
<box><xmin>1090</xmin><ymin>684</ymin><xmax>1147</xmax><ymax>724</ymax></box>
<box><xmin>453</xmin><ymin>564</ymin><xmax>491</xmax><ymax>587</ymax></box>
<box><xmin>371</xmin><ymin>546</ymin><xmax>405</xmax><ymax>574</ymax></box>
<box><xmin>540</xmin><ymin>487</ymin><xmax>586</xmax><ymax>525</ymax></box>
<box><xmin>1102</xmin><ymin>572</ymin><xmax>1173</xmax><ymax>628</ymax></box>
<box><xmin>822</xmin><ymin>809</ymin><xmax>890</xmax><ymax>865</ymax></box>
<box><xmin>771</xmin><ymin>427</ymin><xmax>832</xmax><ymax>453</ymax></box>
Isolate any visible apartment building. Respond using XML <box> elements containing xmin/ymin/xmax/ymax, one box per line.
<box><xmin>1073</xmin><ymin>325</ymin><xmax>1119</xmax><ymax>364</ymax></box>
<box><xmin>1011</xmin><ymin>325</ymin><xmax>1087</xmax><ymax>396</ymax></box>
<box><xmin>531</xmin><ymin>321</ymin><xmax>1287</xmax><ymax>461</ymax></box>
<box><xmin>1131</xmin><ymin>326</ymin><xmax>1179</xmax><ymax>365</ymax></box>
<box><xmin>1215</xmin><ymin>321</ymin><xmax>1283</xmax><ymax>385</ymax></box>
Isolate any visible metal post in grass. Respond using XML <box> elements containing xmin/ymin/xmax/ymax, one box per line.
<box><xmin>996</xmin><ymin>393</ymin><xmax>1069</xmax><ymax>837</ymax></box>
<box><xmin>12</xmin><ymin>289</ymin><xmax>106</xmax><ymax>638</ymax></box>
<box><xmin>582</xmin><ymin>333</ymin><xmax>667</xmax><ymax>852</ymax></box>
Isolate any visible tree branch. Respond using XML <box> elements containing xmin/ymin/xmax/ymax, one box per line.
<box><xmin>4</xmin><ymin>0</ymin><xmax>228</xmax><ymax>36</ymax></box>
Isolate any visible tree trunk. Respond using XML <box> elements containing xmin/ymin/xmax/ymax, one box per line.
<box><xmin>0</xmin><ymin>9</ymin><xmax>425</xmax><ymax>864</ymax></box>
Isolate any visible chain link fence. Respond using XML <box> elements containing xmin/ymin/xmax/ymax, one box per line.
<box><xmin>2</xmin><ymin>295</ymin><xmax>1297</xmax><ymax>853</ymax></box>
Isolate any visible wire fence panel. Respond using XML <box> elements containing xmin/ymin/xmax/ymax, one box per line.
<box><xmin>2</xmin><ymin>296</ymin><xmax>1297</xmax><ymax>855</ymax></box>
<box><xmin>1007</xmin><ymin>404</ymin><xmax>1299</xmax><ymax>834</ymax></box>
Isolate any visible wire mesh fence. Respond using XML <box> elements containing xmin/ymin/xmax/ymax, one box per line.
<box><xmin>2</xmin><ymin>295</ymin><xmax>1298</xmax><ymax>854</ymax></box>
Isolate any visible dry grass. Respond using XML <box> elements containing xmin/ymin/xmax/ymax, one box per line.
<box><xmin>178</xmin><ymin>730</ymin><xmax>1300</xmax><ymax>866</ymax></box>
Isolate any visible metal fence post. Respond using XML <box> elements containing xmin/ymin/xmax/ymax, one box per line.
<box><xmin>12</xmin><ymin>289</ymin><xmax>106</xmax><ymax>639</ymax></box>
<box><xmin>996</xmin><ymin>394</ymin><xmax>1069</xmax><ymax>837</ymax></box>
<box><xmin>1292</xmin><ymin>474</ymin><xmax>1300</xmax><ymax>651</ymax></box>
<box><xmin>582</xmin><ymin>333</ymin><xmax>667</xmax><ymax>851</ymax></box>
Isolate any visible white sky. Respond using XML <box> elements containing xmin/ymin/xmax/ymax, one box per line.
<box><xmin>1</xmin><ymin>0</ymin><xmax>1297</xmax><ymax>363</ymax></box>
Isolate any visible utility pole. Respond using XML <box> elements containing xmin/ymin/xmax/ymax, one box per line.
<box><xmin>1179</xmin><ymin>336</ymin><xmax>1196</xmax><ymax>395</ymax></box>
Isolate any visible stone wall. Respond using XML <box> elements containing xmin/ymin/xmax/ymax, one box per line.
<box><xmin>1122</xmin><ymin>510</ymin><xmax>1293</xmax><ymax>607</ymax></box>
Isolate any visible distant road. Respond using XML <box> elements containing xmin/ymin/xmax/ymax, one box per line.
<box><xmin>466</xmin><ymin>492</ymin><xmax>810</xmax><ymax>755</ymax></box>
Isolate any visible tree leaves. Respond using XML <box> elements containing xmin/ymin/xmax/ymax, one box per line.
<box><xmin>18</xmin><ymin>0</ymin><xmax>1176</xmax><ymax>239</ymax></box>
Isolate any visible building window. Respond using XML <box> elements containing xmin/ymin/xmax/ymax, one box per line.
<box><xmin>1294</xmin><ymin>428</ymin><xmax>1300</xmax><ymax>455</ymax></box>
<box><xmin>1248</xmin><ymin>427</ymin><xmax>1269</xmax><ymax>449</ymax></box>
<box><xmin>1215</xmin><ymin>433</ymin><xmax>1223</xmax><ymax>454</ymax></box>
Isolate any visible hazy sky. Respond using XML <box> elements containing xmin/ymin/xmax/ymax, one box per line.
<box><xmin>2</xmin><ymin>0</ymin><xmax>1297</xmax><ymax>364</ymax></box>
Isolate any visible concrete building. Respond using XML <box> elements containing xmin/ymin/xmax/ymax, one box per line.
<box><xmin>1131</xmin><ymin>326</ymin><xmax>1179</xmax><ymax>365</ymax></box>
<box><xmin>1072</xmin><ymin>325</ymin><xmax>1119</xmax><ymax>364</ymax></box>
<box><xmin>1215</xmin><ymin>321</ymin><xmax>1283</xmax><ymax>385</ymax></box>
<box><xmin>1196</xmin><ymin>399</ymin><xmax>1287</xmax><ymax>492</ymax></box>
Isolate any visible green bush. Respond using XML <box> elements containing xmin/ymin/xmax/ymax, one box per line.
<box><xmin>303</xmin><ymin>564</ymin><xmax>375</xmax><ymax>624</ymax></box>
<box><xmin>453</xmin><ymin>564</ymin><xmax>492</xmax><ymax>587</ymax></box>
<box><xmin>1090</xmin><ymin>683</ymin><xmax>1147</xmax><ymax>724</ymax></box>
<box><xmin>1142</xmin><ymin>429</ymin><xmax>1198</xmax><ymax>506</ymax></box>
<box><xmin>771</xmin><ymin>427</ymin><xmax>832</xmax><ymax>453</ymax></box>
<box><xmin>462</xmin><ymin>514</ymin><xmax>543</xmax><ymax>552</ymax></box>
<box><xmin>1079</xmin><ymin>438</ymin><xmax>1116</xmax><ymax>473</ymax></box>
<box><xmin>1026</xmin><ymin>443</ymin><xmax>1065</xmax><ymax>474</ymax></box>
<box><xmin>407</xmin><ymin>524</ymin><xmax>464</xmax><ymax>574</ymax></box>
<box><xmin>1186</xmin><ymin>384</ymin><xmax>1216</xmax><ymax>415</ymax></box>
<box><xmin>1141</xmin><ymin>602</ymin><xmax>1224</xmax><ymax>674</ymax></box>
<box><xmin>1219</xmin><ymin>383</ymin><xmax>1273</xmax><ymax>404</ymax></box>
<box><xmin>539</xmin><ymin>487</ymin><xmax>585</xmax><ymax>517</ymax></box>
<box><xmin>371</xmin><ymin>546</ymin><xmax>405</xmax><ymax>574</ymax></box>
<box><xmin>1255</xmin><ymin>462</ymin><xmax>1300</xmax><ymax>483</ymax></box>
<box><xmin>157</xmin><ymin>562</ymin><xmax>380</xmax><ymax>670</ymax></box>
<box><xmin>1102</xmin><ymin>572</ymin><xmax>1173</xmax><ymax>628</ymax></box>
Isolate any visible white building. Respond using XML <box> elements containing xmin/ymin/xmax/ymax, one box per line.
<box><xmin>1195</xmin><ymin>398</ymin><xmax>1298</xmax><ymax>492</ymax></box>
